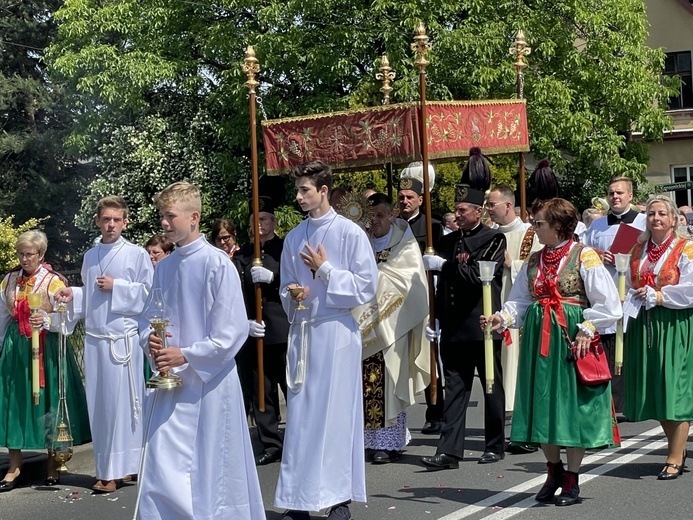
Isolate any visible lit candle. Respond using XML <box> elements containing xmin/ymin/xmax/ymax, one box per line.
<box><xmin>27</xmin><ymin>293</ymin><xmax>42</xmax><ymax>405</ymax></box>
<box><xmin>614</xmin><ymin>253</ymin><xmax>631</xmax><ymax>375</ymax></box>
<box><xmin>478</xmin><ymin>261</ymin><xmax>497</xmax><ymax>394</ymax></box>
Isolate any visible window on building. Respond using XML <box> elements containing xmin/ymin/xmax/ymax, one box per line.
<box><xmin>673</xmin><ymin>165</ymin><xmax>693</xmax><ymax>207</ymax></box>
<box><xmin>664</xmin><ymin>51</ymin><xmax>693</xmax><ymax>110</ymax></box>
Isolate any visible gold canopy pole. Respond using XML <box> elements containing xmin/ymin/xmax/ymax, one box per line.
<box><xmin>376</xmin><ymin>54</ymin><xmax>396</xmax><ymax>198</ymax></box>
<box><xmin>243</xmin><ymin>46</ymin><xmax>265</xmax><ymax>412</ymax></box>
<box><xmin>510</xmin><ymin>29</ymin><xmax>531</xmax><ymax>221</ymax></box>
<box><xmin>412</xmin><ymin>22</ymin><xmax>437</xmax><ymax>405</ymax></box>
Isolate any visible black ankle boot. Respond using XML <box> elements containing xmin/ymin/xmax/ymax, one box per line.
<box><xmin>535</xmin><ymin>460</ymin><xmax>564</xmax><ymax>503</ymax></box>
<box><xmin>555</xmin><ymin>470</ymin><xmax>580</xmax><ymax>506</ymax></box>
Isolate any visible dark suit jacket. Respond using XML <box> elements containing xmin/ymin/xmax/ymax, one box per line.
<box><xmin>407</xmin><ymin>212</ymin><xmax>443</xmax><ymax>254</ymax></box>
<box><xmin>435</xmin><ymin>225</ymin><xmax>506</xmax><ymax>343</ymax></box>
<box><xmin>234</xmin><ymin>235</ymin><xmax>289</xmax><ymax>345</ymax></box>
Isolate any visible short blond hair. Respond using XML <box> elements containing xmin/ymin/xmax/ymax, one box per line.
<box><xmin>154</xmin><ymin>182</ymin><xmax>202</xmax><ymax>214</ymax></box>
<box><xmin>16</xmin><ymin>229</ymin><xmax>48</xmax><ymax>257</ymax></box>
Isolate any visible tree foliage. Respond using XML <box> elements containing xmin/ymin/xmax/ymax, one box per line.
<box><xmin>0</xmin><ymin>0</ymin><xmax>90</xmax><ymax>269</ymax></box>
<box><xmin>46</xmin><ymin>0</ymin><xmax>676</xmax><ymax>233</ymax></box>
<box><xmin>0</xmin><ymin>216</ymin><xmax>45</xmax><ymax>273</ymax></box>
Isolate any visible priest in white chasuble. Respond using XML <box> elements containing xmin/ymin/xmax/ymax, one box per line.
<box><xmin>353</xmin><ymin>193</ymin><xmax>430</xmax><ymax>465</ymax></box>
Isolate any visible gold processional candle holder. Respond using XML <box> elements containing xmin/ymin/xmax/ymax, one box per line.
<box><xmin>614</xmin><ymin>253</ymin><xmax>631</xmax><ymax>375</ymax></box>
<box><xmin>27</xmin><ymin>293</ymin><xmax>42</xmax><ymax>405</ymax></box>
<box><xmin>145</xmin><ymin>288</ymin><xmax>182</xmax><ymax>390</ymax></box>
<box><xmin>478</xmin><ymin>261</ymin><xmax>498</xmax><ymax>394</ymax></box>
<box><xmin>51</xmin><ymin>302</ymin><xmax>74</xmax><ymax>471</ymax></box>
<box><xmin>288</xmin><ymin>287</ymin><xmax>309</xmax><ymax>311</ymax></box>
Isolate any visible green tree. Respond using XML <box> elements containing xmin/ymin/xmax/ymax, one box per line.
<box><xmin>47</xmin><ymin>0</ymin><xmax>676</xmax><ymax>228</ymax></box>
<box><xmin>0</xmin><ymin>216</ymin><xmax>45</xmax><ymax>273</ymax></box>
<box><xmin>0</xmin><ymin>0</ymin><xmax>90</xmax><ymax>269</ymax></box>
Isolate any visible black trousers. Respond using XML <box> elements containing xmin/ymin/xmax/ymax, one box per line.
<box><xmin>437</xmin><ymin>339</ymin><xmax>505</xmax><ymax>459</ymax></box>
<box><xmin>424</xmin><ymin>377</ymin><xmax>445</xmax><ymax>423</ymax></box>
<box><xmin>237</xmin><ymin>340</ymin><xmax>287</xmax><ymax>454</ymax></box>
<box><xmin>601</xmin><ymin>333</ymin><xmax>624</xmax><ymax>413</ymax></box>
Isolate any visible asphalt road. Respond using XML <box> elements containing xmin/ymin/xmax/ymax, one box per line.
<box><xmin>1</xmin><ymin>379</ymin><xmax>691</xmax><ymax>520</ymax></box>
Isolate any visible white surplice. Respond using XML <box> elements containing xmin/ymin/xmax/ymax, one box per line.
<box><xmin>275</xmin><ymin>208</ymin><xmax>378</xmax><ymax>512</ymax></box>
<box><xmin>135</xmin><ymin>236</ymin><xmax>264</xmax><ymax>520</ymax></box>
<box><xmin>496</xmin><ymin>218</ymin><xmax>541</xmax><ymax>412</ymax></box>
<box><xmin>69</xmin><ymin>236</ymin><xmax>153</xmax><ymax>480</ymax></box>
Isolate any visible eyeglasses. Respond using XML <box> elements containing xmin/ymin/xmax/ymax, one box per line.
<box><xmin>532</xmin><ymin>220</ymin><xmax>548</xmax><ymax>228</ymax></box>
<box><xmin>484</xmin><ymin>202</ymin><xmax>506</xmax><ymax>209</ymax></box>
<box><xmin>215</xmin><ymin>235</ymin><xmax>234</xmax><ymax>243</ymax></box>
<box><xmin>17</xmin><ymin>252</ymin><xmax>38</xmax><ymax>260</ymax></box>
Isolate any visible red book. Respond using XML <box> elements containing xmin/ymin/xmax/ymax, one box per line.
<box><xmin>609</xmin><ymin>223</ymin><xmax>641</xmax><ymax>254</ymax></box>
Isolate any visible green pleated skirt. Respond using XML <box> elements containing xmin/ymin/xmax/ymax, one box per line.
<box><xmin>0</xmin><ymin>322</ymin><xmax>91</xmax><ymax>449</ymax></box>
<box><xmin>510</xmin><ymin>302</ymin><xmax>615</xmax><ymax>448</ymax></box>
<box><xmin>624</xmin><ymin>306</ymin><xmax>693</xmax><ymax>422</ymax></box>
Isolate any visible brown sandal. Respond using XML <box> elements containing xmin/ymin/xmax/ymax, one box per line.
<box><xmin>92</xmin><ymin>479</ymin><xmax>118</xmax><ymax>493</ymax></box>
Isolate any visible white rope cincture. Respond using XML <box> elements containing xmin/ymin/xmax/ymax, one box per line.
<box><xmin>86</xmin><ymin>330</ymin><xmax>141</xmax><ymax>425</ymax></box>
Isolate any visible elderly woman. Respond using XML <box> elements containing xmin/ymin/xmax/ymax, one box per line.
<box><xmin>145</xmin><ymin>233</ymin><xmax>174</xmax><ymax>266</ymax></box>
<box><xmin>482</xmin><ymin>198</ymin><xmax>621</xmax><ymax>506</ymax></box>
<box><xmin>625</xmin><ymin>196</ymin><xmax>693</xmax><ymax>480</ymax></box>
<box><xmin>210</xmin><ymin>219</ymin><xmax>240</xmax><ymax>258</ymax></box>
<box><xmin>0</xmin><ymin>230</ymin><xmax>90</xmax><ymax>491</ymax></box>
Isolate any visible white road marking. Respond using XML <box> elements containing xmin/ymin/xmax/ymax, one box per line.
<box><xmin>437</xmin><ymin>426</ymin><xmax>664</xmax><ymax>520</ymax></box>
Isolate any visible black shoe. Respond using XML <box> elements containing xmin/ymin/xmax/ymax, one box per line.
<box><xmin>535</xmin><ymin>461</ymin><xmax>564</xmax><ymax>503</ymax></box>
<box><xmin>326</xmin><ymin>503</ymin><xmax>351</xmax><ymax>519</ymax></box>
<box><xmin>657</xmin><ymin>462</ymin><xmax>684</xmax><ymax>480</ymax></box>
<box><xmin>507</xmin><ymin>442</ymin><xmax>538</xmax><ymax>454</ymax></box>
<box><xmin>255</xmin><ymin>450</ymin><xmax>281</xmax><ymax>466</ymax></box>
<box><xmin>281</xmin><ymin>510</ymin><xmax>310</xmax><ymax>520</ymax></box>
<box><xmin>372</xmin><ymin>450</ymin><xmax>402</xmax><ymax>464</ymax></box>
<box><xmin>555</xmin><ymin>471</ymin><xmax>581</xmax><ymax>506</ymax></box>
<box><xmin>421</xmin><ymin>421</ymin><xmax>442</xmax><ymax>434</ymax></box>
<box><xmin>44</xmin><ymin>475</ymin><xmax>60</xmax><ymax>486</ymax></box>
<box><xmin>479</xmin><ymin>451</ymin><xmax>504</xmax><ymax>464</ymax></box>
<box><xmin>421</xmin><ymin>453</ymin><xmax>459</xmax><ymax>470</ymax></box>
<box><xmin>0</xmin><ymin>478</ymin><xmax>19</xmax><ymax>492</ymax></box>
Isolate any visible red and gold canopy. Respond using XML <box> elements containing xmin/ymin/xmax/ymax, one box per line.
<box><xmin>262</xmin><ymin>99</ymin><xmax>529</xmax><ymax>175</ymax></box>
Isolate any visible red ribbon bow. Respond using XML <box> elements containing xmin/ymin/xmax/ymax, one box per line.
<box><xmin>537</xmin><ymin>278</ymin><xmax>567</xmax><ymax>357</ymax></box>
<box><xmin>641</xmin><ymin>271</ymin><xmax>656</xmax><ymax>289</ymax></box>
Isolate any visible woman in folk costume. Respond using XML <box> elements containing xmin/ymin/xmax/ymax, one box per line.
<box><xmin>0</xmin><ymin>230</ymin><xmax>90</xmax><ymax>491</ymax></box>
<box><xmin>482</xmin><ymin>198</ymin><xmax>621</xmax><ymax>506</ymax></box>
<box><xmin>624</xmin><ymin>195</ymin><xmax>693</xmax><ymax>480</ymax></box>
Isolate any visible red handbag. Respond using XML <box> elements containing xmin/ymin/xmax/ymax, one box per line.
<box><xmin>569</xmin><ymin>335</ymin><xmax>612</xmax><ymax>386</ymax></box>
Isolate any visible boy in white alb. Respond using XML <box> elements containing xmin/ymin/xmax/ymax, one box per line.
<box><xmin>134</xmin><ymin>182</ymin><xmax>265</xmax><ymax>520</ymax></box>
<box><xmin>275</xmin><ymin>161</ymin><xmax>378</xmax><ymax>520</ymax></box>
<box><xmin>55</xmin><ymin>196</ymin><xmax>152</xmax><ymax>493</ymax></box>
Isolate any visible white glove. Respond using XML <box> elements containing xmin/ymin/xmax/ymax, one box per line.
<box><xmin>251</xmin><ymin>266</ymin><xmax>274</xmax><ymax>284</ymax></box>
<box><xmin>248</xmin><ymin>320</ymin><xmax>266</xmax><ymax>338</ymax></box>
<box><xmin>425</xmin><ymin>319</ymin><xmax>440</xmax><ymax>342</ymax></box>
<box><xmin>423</xmin><ymin>254</ymin><xmax>446</xmax><ymax>272</ymax></box>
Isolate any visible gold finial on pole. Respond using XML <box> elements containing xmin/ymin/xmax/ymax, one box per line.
<box><xmin>411</xmin><ymin>21</ymin><xmax>432</xmax><ymax>73</ymax></box>
<box><xmin>243</xmin><ymin>45</ymin><xmax>260</xmax><ymax>94</ymax></box>
<box><xmin>510</xmin><ymin>29</ymin><xmax>531</xmax><ymax>222</ymax></box>
<box><xmin>510</xmin><ymin>29</ymin><xmax>531</xmax><ymax>81</ymax></box>
<box><xmin>375</xmin><ymin>54</ymin><xmax>396</xmax><ymax>105</ymax></box>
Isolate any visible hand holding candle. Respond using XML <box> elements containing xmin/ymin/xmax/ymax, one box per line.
<box><xmin>614</xmin><ymin>253</ymin><xmax>631</xmax><ymax>375</ymax></box>
<box><xmin>478</xmin><ymin>261</ymin><xmax>497</xmax><ymax>394</ymax></box>
<box><xmin>27</xmin><ymin>293</ymin><xmax>42</xmax><ymax>405</ymax></box>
